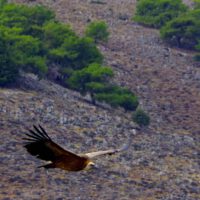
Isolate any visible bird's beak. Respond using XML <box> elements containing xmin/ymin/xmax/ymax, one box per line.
<box><xmin>92</xmin><ymin>163</ymin><xmax>98</xmax><ymax>169</ymax></box>
<box><xmin>90</xmin><ymin>162</ymin><xmax>99</xmax><ymax>170</ymax></box>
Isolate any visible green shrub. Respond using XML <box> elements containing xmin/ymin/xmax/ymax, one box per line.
<box><xmin>95</xmin><ymin>86</ymin><xmax>139</xmax><ymax>111</ymax></box>
<box><xmin>119</xmin><ymin>93</ymin><xmax>139</xmax><ymax>111</ymax></box>
<box><xmin>67</xmin><ymin>63</ymin><xmax>113</xmax><ymax>94</ymax></box>
<box><xmin>160</xmin><ymin>9</ymin><xmax>200</xmax><ymax>49</ymax></box>
<box><xmin>90</xmin><ymin>0</ymin><xmax>106</xmax><ymax>4</ymax></box>
<box><xmin>0</xmin><ymin>3</ymin><xmax>54</xmax><ymax>36</ymax></box>
<box><xmin>49</xmin><ymin>36</ymin><xmax>103</xmax><ymax>68</ymax></box>
<box><xmin>0</xmin><ymin>26</ymin><xmax>19</xmax><ymax>85</ymax></box>
<box><xmin>0</xmin><ymin>25</ymin><xmax>47</xmax><ymax>85</ymax></box>
<box><xmin>43</xmin><ymin>22</ymin><xmax>75</xmax><ymax>50</ymax></box>
<box><xmin>193</xmin><ymin>0</ymin><xmax>200</xmax><ymax>9</ymax></box>
<box><xmin>134</xmin><ymin>0</ymin><xmax>187</xmax><ymax>28</ymax></box>
<box><xmin>85</xmin><ymin>82</ymin><xmax>109</xmax><ymax>93</ymax></box>
<box><xmin>95</xmin><ymin>92</ymin><xmax>121</xmax><ymax>107</ymax></box>
<box><xmin>85</xmin><ymin>20</ymin><xmax>109</xmax><ymax>43</ymax></box>
<box><xmin>194</xmin><ymin>41</ymin><xmax>200</xmax><ymax>60</ymax></box>
<box><xmin>0</xmin><ymin>0</ymin><xmax>7</xmax><ymax>9</ymax></box>
<box><xmin>0</xmin><ymin>2</ymin><xmax>56</xmax><ymax>86</ymax></box>
<box><xmin>0</xmin><ymin>1</ymin><xmax>105</xmax><ymax>87</ymax></box>
<box><xmin>133</xmin><ymin>109</ymin><xmax>150</xmax><ymax>126</ymax></box>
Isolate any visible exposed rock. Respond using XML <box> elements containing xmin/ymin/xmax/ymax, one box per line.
<box><xmin>1</xmin><ymin>0</ymin><xmax>199</xmax><ymax>199</ymax></box>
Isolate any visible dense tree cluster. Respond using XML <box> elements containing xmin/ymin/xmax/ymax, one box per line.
<box><xmin>134</xmin><ymin>0</ymin><xmax>187</xmax><ymax>28</ymax></box>
<box><xmin>0</xmin><ymin>0</ymin><xmax>104</xmax><ymax>85</ymax></box>
<box><xmin>0</xmin><ymin>1</ymin><xmax>149</xmax><ymax>125</ymax></box>
<box><xmin>160</xmin><ymin>8</ymin><xmax>200</xmax><ymax>49</ymax></box>
<box><xmin>134</xmin><ymin>0</ymin><xmax>200</xmax><ymax>64</ymax></box>
<box><xmin>0</xmin><ymin>2</ymin><xmax>52</xmax><ymax>85</ymax></box>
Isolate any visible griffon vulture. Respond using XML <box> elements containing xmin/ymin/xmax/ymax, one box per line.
<box><xmin>23</xmin><ymin>125</ymin><xmax>130</xmax><ymax>171</ymax></box>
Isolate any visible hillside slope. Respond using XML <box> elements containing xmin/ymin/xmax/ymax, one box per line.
<box><xmin>1</xmin><ymin>0</ymin><xmax>199</xmax><ymax>199</ymax></box>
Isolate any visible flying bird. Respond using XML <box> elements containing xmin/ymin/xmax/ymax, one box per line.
<box><xmin>23</xmin><ymin>125</ymin><xmax>130</xmax><ymax>171</ymax></box>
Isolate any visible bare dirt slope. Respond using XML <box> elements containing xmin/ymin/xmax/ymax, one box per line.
<box><xmin>1</xmin><ymin>0</ymin><xmax>200</xmax><ymax>199</ymax></box>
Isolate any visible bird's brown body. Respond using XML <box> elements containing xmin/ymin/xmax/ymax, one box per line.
<box><xmin>23</xmin><ymin>125</ymin><xmax>130</xmax><ymax>171</ymax></box>
<box><xmin>41</xmin><ymin>155</ymin><xmax>90</xmax><ymax>171</ymax></box>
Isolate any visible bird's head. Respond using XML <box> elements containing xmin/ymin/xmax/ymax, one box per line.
<box><xmin>85</xmin><ymin>161</ymin><xmax>96</xmax><ymax>170</ymax></box>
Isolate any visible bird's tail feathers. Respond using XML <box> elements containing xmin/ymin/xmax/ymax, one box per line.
<box><xmin>38</xmin><ymin>163</ymin><xmax>55</xmax><ymax>169</ymax></box>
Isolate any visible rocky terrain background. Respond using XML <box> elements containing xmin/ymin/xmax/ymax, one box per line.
<box><xmin>0</xmin><ymin>0</ymin><xmax>199</xmax><ymax>199</ymax></box>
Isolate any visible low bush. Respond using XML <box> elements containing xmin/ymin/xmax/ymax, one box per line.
<box><xmin>95</xmin><ymin>86</ymin><xmax>139</xmax><ymax>111</ymax></box>
<box><xmin>134</xmin><ymin>0</ymin><xmax>187</xmax><ymax>28</ymax></box>
<box><xmin>160</xmin><ymin>9</ymin><xmax>200</xmax><ymax>49</ymax></box>
<box><xmin>133</xmin><ymin>109</ymin><xmax>150</xmax><ymax>126</ymax></box>
<box><xmin>42</xmin><ymin>22</ymin><xmax>75</xmax><ymax>50</ymax></box>
<box><xmin>67</xmin><ymin>63</ymin><xmax>113</xmax><ymax>94</ymax></box>
<box><xmin>0</xmin><ymin>3</ymin><xmax>55</xmax><ymax>36</ymax></box>
<box><xmin>193</xmin><ymin>0</ymin><xmax>200</xmax><ymax>9</ymax></box>
<box><xmin>85</xmin><ymin>20</ymin><xmax>109</xmax><ymax>43</ymax></box>
<box><xmin>49</xmin><ymin>37</ymin><xmax>103</xmax><ymax>69</ymax></box>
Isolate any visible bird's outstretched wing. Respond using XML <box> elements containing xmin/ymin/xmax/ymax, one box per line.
<box><xmin>23</xmin><ymin>125</ymin><xmax>82</xmax><ymax>162</ymax></box>
<box><xmin>84</xmin><ymin>139</ymin><xmax>131</xmax><ymax>158</ymax></box>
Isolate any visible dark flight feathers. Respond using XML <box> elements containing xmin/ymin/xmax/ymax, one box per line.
<box><xmin>23</xmin><ymin>125</ymin><xmax>81</xmax><ymax>162</ymax></box>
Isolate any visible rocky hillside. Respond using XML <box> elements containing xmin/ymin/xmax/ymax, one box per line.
<box><xmin>1</xmin><ymin>0</ymin><xmax>199</xmax><ymax>199</ymax></box>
